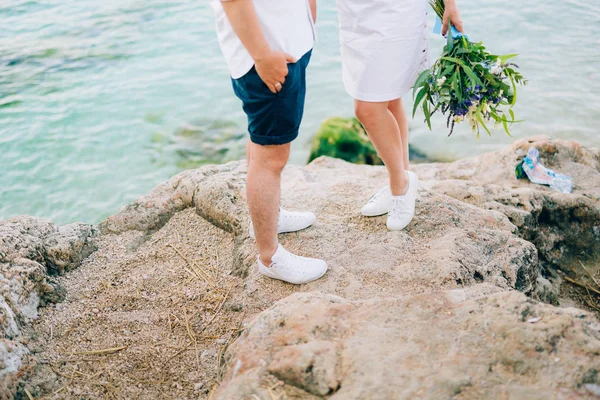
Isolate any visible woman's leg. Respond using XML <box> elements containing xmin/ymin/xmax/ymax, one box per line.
<box><xmin>354</xmin><ymin>99</ymin><xmax>408</xmax><ymax>196</ymax></box>
<box><xmin>387</xmin><ymin>98</ymin><xmax>410</xmax><ymax>170</ymax></box>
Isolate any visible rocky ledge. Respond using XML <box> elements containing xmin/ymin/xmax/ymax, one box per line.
<box><xmin>0</xmin><ymin>219</ymin><xmax>96</xmax><ymax>397</ymax></box>
<box><xmin>0</xmin><ymin>136</ymin><xmax>599</xmax><ymax>399</ymax></box>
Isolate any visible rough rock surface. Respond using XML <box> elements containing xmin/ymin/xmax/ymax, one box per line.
<box><xmin>1</xmin><ymin>137</ymin><xmax>598</xmax><ymax>399</ymax></box>
<box><xmin>216</xmin><ymin>291</ymin><xmax>600</xmax><ymax>400</ymax></box>
<box><xmin>213</xmin><ymin>137</ymin><xmax>598</xmax><ymax>399</ymax></box>
<box><xmin>416</xmin><ymin>136</ymin><xmax>600</xmax><ymax>280</ymax></box>
<box><xmin>99</xmin><ymin>162</ymin><xmax>246</xmax><ymax>235</ymax></box>
<box><xmin>0</xmin><ymin>217</ymin><xmax>97</xmax><ymax>399</ymax></box>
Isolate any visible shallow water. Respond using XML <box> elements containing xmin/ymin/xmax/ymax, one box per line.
<box><xmin>1</xmin><ymin>0</ymin><xmax>599</xmax><ymax>224</ymax></box>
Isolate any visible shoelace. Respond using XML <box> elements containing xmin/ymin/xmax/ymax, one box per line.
<box><xmin>282</xmin><ymin>214</ymin><xmax>305</xmax><ymax>220</ymax></box>
<box><xmin>287</xmin><ymin>252</ymin><xmax>308</xmax><ymax>269</ymax></box>
<box><xmin>389</xmin><ymin>197</ymin><xmax>411</xmax><ymax>219</ymax></box>
<box><xmin>368</xmin><ymin>187</ymin><xmax>390</xmax><ymax>204</ymax></box>
<box><xmin>271</xmin><ymin>251</ymin><xmax>308</xmax><ymax>277</ymax></box>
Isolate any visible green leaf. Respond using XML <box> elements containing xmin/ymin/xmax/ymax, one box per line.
<box><xmin>455</xmin><ymin>48</ymin><xmax>471</xmax><ymax>55</ymax></box>
<box><xmin>451</xmin><ymin>70</ymin><xmax>462</xmax><ymax>101</ymax></box>
<box><xmin>508</xmin><ymin>73</ymin><xmax>518</xmax><ymax>106</ymax></box>
<box><xmin>441</xmin><ymin>64</ymin><xmax>455</xmax><ymax>77</ymax></box>
<box><xmin>413</xmin><ymin>69</ymin><xmax>431</xmax><ymax>98</ymax></box>
<box><xmin>499</xmin><ymin>54</ymin><xmax>518</xmax><ymax>63</ymax></box>
<box><xmin>446</xmin><ymin>19</ymin><xmax>454</xmax><ymax>52</ymax></box>
<box><xmin>441</xmin><ymin>56</ymin><xmax>465</xmax><ymax>66</ymax></box>
<box><xmin>461</xmin><ymin>36</ymin><xmax>469</xmax><ymax>49</ymax></box>
<box><xmin>423</xmin><ymin>97</ymin><xmax>432</xmax><ymax>130</ymax></box>
<box><xmin>475</xmin><ymin>111</ymin><xmax>492</xmax><ymax>136</ymax></box>
<box><xmin>509</xmin><ymin>109</ymin><xmax>515</xmax><ymax>122</ymax></box>
<box><xmin>462</xmin><ymin>64</ymin><xmax>483</xmax><ymax>86</ymax></box>
<box><xmin>501</xmin><ymin>114</ymin><xmax>512</xmax><ymax>136</ymax></box>
<box><xmin>412</xmin><ymin>87</ymin><xmax>427</xmax><ymax>118</ymax></box>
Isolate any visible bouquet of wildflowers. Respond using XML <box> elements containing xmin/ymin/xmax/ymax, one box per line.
<box><xmin>412</xmin><ymin>0</ymin><xmax>527</xmax><ymax>136</ymax></box>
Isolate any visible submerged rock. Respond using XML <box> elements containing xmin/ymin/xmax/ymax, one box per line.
<box><xmin>150</xmin><ymin>119</ymin><xmax>247</xmax><ymax>169</ymax></box>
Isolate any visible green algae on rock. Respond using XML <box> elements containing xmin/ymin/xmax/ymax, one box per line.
<box><xmin>308</xmin><ymin>117</ymin><xmax>382</xmax><ymax>165</ymax></box>
<box><xmin>308</xmin><ymin>117</ymin><xmax>429</xmax><ymax>165</ymax></box>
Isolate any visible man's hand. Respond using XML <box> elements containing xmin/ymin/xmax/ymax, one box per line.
<box><xmin>255</xmin><ymin>50</ymin><xmax>296</xmax><ymax>94</ymax></box>
<box><xmin>221</xmin><ymin>0</ymin><xmax>295</xmax><ymax>93</ymax></box>
<box><xmin>442</xmin><ymin>0</ymin><xmax>464</xmax><ymax>36</ymax></box>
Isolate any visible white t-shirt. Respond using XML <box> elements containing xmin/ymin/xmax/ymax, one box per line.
<box><xmin>212</xmin><ymin>0</ymin><xmax>316</xmax><ymax>79</ymax></box>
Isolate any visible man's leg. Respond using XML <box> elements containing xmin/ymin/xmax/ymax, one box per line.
<box><xmin>247</xmin><ymin>139</ymin><xmax>326</xmax><ymax>284</ymax></box>
<box><xmin>233</xmin><ymin>51</ymin><xmax>326</xmax><ymax>283</ymax></box>
<box><xmin>246</xmin><ymin>139</ymin><xmax>251</xmax><ymax>165</ymax></box>
<box><xmin>387</xmin><ymin>98</ymin><xmax>410</xmax><ymax>170</ymax></box>
<box><xmin>246</xmin><ymin>141</ymin><xmax>290</xmax><ymax>265</ymax></box>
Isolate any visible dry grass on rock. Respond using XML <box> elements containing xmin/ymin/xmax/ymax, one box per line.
<box><xmin>28</xmin><ymin>209</ymin><xmax>244</xmax><ymax>399</ymax></box>
<box><xmin>559</xmin><ymin>260</ymin><xmax>600</xmax><ymax>315</ymax></box>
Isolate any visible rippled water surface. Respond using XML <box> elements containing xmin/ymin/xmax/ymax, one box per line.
<box><xmin>1</xmin><ymin>0</ymin><xmax>599</xmax><ymax>224</ymax></box>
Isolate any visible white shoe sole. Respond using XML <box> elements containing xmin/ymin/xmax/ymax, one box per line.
<box><xmin>386</xmin><ymin>216</ymin><xmax>414</xmax><ymax>231</ymax></box>
<box><xmin>361</xmin><ymin>209</ymin><xmax>389</xmax><ymax>217</ymax></box>
<box><xmin>258</xmin><ymin>263</ymin><xmax>328</xmax><ymax>285</ymax></box>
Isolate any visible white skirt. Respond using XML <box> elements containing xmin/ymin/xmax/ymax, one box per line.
<box><xmin>337</xmin><ymin>0</ymin><xmax>430</xmax><ymax>102</ymax></box>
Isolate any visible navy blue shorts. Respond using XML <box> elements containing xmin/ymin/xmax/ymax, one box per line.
<box><xmin>232</xmin><ymin>50</ymin><xmax>312</xmax><ymax>146</ymax></box>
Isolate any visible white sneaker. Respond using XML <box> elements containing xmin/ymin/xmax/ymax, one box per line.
<box><xmin>257</xmin><ymin>244</ymin><xmax>328</xmax><ymax>285</ymax></box>
<box><xmin>360</xmin><ymin>171</ymin><xmax>419</xmax><ymax>217</ymax></box>
<box><xmin>387</xmin><ymin>171</ymin><xmax>419</xmax><ymax>231</ymax></box>
<box><xmin>249</xmin><ymin>208</ymin><xmax>316</xmax><ymax>239</ymax></box>
<box><xmin>361</xmin><ymin>186</ymin><xmax>392</xmax><ymax>217</ymax></box>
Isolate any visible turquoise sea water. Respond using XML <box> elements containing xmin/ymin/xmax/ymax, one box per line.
<box><xmin>1</xmin><ymin>0</ymin><xmax>599</xmax><ymax>225</ymax></box>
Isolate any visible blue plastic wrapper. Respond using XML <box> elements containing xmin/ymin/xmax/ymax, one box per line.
<box><xmin>520</xmin><ymin>147</ymin><xmax>573</xmax><ymax>194</ymax></box>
